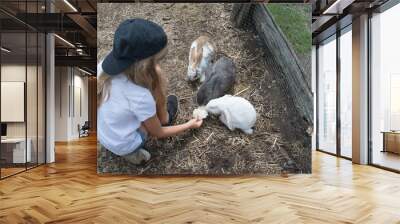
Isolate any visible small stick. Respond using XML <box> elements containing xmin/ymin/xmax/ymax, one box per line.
<box><xmin>205</xmin><ymin>30</ymin><xmax>214</xmax><ymax>36</ymax></box>
<box><xmin>166</xmin><ymin>3</ymin><xmax>175</xmax><ymax>9</ymax></box>
<box><xmin>197</xmin><ymin>144</ymin><xmax>207</xmax><ymax>148</ymax></box>
<box><xmin>190</xmin><ymin>139</ymin><xmax>199</xmax><ymax>144</ymax></box>
<box><xmin>198</xmin><ymin>149</ymin><xmax>209</xmax><ymax>158</ymax></box>
<box><xmin>250</xmin><ymin>89</ymin><xmax>257</xmax><ymax>97</ymax></box>
<box><xmin>190</xmin><ymin>134</ymin><xmax>200</xmax><ymax>144</ymax></box>
<box><xmin>272</xmin><ymin>137</ymin><xmax>277</xmax><ymax>148</ymax></box>
<box><xmin>139</xmin><ymin>157</ymin><xmax>157</xmax><ymax>175</ymax></box>
<box><xmin>234</xmin><ymin>87</ymin><xmax>250</xmax><ymax>96</ymax></box>
<box><xmin>179</xmin><ymin>95</ymin><xmax>193</xmax><ymax>100</ymax></box>
<box><xmin>205</xmin><ymin>132</ymin><xmax>214</xmax><ymax>142</ymax></box>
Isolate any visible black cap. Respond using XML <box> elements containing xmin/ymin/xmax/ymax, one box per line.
<box><xmin>102</xmin><ymin>19</ymin><xmax>167</xmax><ymax>75</ymax></box>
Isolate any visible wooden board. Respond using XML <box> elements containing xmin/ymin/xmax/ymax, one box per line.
<box><xmin>232</xmin><ymin>4</ymin><xmax>313</xmax><ymax>125</ymax></box>
<box><xmin>252</xmin><ymin>4</ymin><xmax>313</xmax><ymax>124</ymax></box>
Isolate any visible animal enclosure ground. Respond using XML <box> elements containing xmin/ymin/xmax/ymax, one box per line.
<box><xmin>97</xmin><ymin>3</ymin><xmax>311</xmax><ymax>175</ymax></box>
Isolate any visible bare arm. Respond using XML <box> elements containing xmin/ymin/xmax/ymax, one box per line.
<box><xmin>154</xmin><ymin>64</ymin><xmax>169</xmax><ymax>125</ymax></box>
<box><xmin>156</xmin><ymin>102</ymin><xmax>169</xmax><ymax>125</ymax></box>
<box><xmin>143</xmin><ymin>115</ymin><xmax>202</xmax><ymax>139</ymax></box>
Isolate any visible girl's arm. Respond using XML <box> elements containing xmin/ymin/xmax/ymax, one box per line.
<box><xmin>154</xmin><ymin>65</ymin><xmax>169</xmax><ymax>125</ymax></box>
<box><xmin>156</xmin><ymin>102</ymin><xmax>169</xmax><ymax>125</ymax></box>
<box><xmin>143</xmin><ymin>115</ymin><xmax>202</xmax><ymax>138</ymax></box>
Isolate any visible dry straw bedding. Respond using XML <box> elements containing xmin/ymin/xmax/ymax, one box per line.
<box><xmin>97</xmin><ymin>3</ymin><xmax>310</xmax><ymax>175</ymax></box>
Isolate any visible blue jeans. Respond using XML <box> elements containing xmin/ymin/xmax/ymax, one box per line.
<box><xmin>136</xmin><ymin>129</ymin><xmax>147</xmax><ymax>150</ymax></box>
<box><xmin>100</xmin><ymin>129</ymin><xmax>148</xmax><ymax>161</ymax></box>
<box><xmin>121</xmin><ymin>129</ymin><xmax>148</xmax><ymax>159</ymax></box>
<box><xmin>120</xmin><ymin>129</ymin><xmax>151</xmax><ymax>164</ymax></box>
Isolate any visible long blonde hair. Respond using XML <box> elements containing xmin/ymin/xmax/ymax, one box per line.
<box><xmin>98</xmin><ymin>47</ymin><xmax>168</xmax><ymax>112</ymax></box>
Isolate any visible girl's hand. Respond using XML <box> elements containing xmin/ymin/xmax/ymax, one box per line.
<box><xmin>143</xmin><ymin>115</ymin><xmax>203</xmax><ymax>139</ymax></box>
<box><xmin>188</xmin><ymin>118</ymin><xmax>203</xmax><ymax>129</ymax></box>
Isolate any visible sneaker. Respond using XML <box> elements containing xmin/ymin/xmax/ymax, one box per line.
<box><xmin>167</xmin><ymin>95</ymin><xmax>179</xmax><ymax>125</ymax></box>
<box><xmin>122</xmin><ymin>148</ymin><xmax>151</xmax><ymax>165</ymax></box>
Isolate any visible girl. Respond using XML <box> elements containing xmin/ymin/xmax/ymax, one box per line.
<box><xmin>98</xmin><ymin>19</ymin><xmax>203</xmax><ymax>165</ymax></box>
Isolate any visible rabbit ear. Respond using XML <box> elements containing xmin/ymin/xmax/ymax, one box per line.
<box><xmin>210</xmin><ymin>78</ymin><xmax>222</xmax><ymax>98</ymax></box>
<box><xmin>191</xmin><ymin>36</ymin><xmax>209</xmax><ymax>68</ymax></box>
<box><xmin>189</xmin><ymin>44</ymin><xmax>202</xmax><ymax>68</ymax></box>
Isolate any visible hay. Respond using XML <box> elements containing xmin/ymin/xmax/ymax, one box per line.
<box><xmin>234</xmin><ymin>86</ymin><xmax>250</xmax><ymax>96</ymax></box>
<box><xmin>97</xmin><ymin>3</ymin><xmax>310</xmax><ymax>175</ymax></box>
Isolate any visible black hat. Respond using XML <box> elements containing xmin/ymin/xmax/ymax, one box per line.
<box><xmin>102</xmin><ymin>19</ymin><xmax>167</xmax><ymax>75</ymax></box>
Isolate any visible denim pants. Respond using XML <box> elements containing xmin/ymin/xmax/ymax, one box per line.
<box><xmin>122</xmin><ymin>129</ymin><xmax>148</xmax><ymax>157</ymax></box>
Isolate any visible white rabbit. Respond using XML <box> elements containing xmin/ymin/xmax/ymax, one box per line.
<box><xmin>187</xmin><ymin>36</ymin><xmax>215</xmax><ymax>82</ymax></box>
<box><xmin>206</xmin><ymin>95</ymin><xmax>256</xmax><ymax>134</ymax></box>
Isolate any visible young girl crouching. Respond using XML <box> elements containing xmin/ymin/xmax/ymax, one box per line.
<box><xmin>97</xmin><ymin>19</ymin><xmax>202</xmax><ymax>165</ymax></box>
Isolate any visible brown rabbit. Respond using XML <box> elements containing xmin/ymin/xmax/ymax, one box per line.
<box><xmin>187</xmin><ymin>36</ymin><xmax>215</xmax><ymax>82</ymax></box>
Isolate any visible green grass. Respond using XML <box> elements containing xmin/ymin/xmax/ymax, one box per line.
<box><xmin>266</xmin><ymin>4</ymin><xmax>311</xmax><ymax>55</ymax></box>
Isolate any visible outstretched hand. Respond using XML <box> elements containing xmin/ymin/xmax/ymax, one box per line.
<box><xmin>188</xmin><ymin>118</ymin><xmax>203</xmax><ymax>129</ymax></box>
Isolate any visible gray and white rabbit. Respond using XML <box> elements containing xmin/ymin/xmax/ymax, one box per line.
<box><xmin>187</xmin><ymin>36</ymin><xmax>215</xmax><ymax>82</ymax></box>
<box><xmin>196</xmin><ymin>56</ymin><xmax>236</xmax><ymax>105</ymax></box>
<box><xmin>206</xmin><ymin>95</ymin><xmax>257</xmax><ymax>134</ymax></box>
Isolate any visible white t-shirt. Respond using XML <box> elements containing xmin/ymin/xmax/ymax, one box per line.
<box><xmin>97</xmin><ymin>62</ymin><xmax>156</xmax><ymax>156</ymax></box>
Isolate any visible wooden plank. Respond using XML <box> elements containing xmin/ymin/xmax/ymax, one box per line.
<box><xmin>252</xmin><ymin>4</ymin><xmax>313</xmax><ymax>124</ymax></box>
<box><xmin>231</xmin><ymin>4</ymin><xmax>254</xmax><ymax>28</ymax></box>
<box><xmin>1</xmin><ymin>136</ymin><xmax>400</xmax><ymax>222</ymax></box>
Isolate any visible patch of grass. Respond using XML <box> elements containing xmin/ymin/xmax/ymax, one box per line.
<box><xmin>266</xmin><ymin>4</ymin><xmax>311</xmax><ymax>55</ymax></box>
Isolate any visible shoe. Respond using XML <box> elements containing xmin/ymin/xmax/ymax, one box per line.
<box><xmin>167</xmin><ymin>95</ymin><xmax>179</xmax><ymax>125</ymax></box>
<box><xmin>123</xmin><ymin>148</ymin><xmax>151</xmax><ymax>165</ymax></box>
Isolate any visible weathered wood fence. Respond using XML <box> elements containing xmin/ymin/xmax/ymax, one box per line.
<box><xmin>232</xmin><ymin>3</ymin><xmax>313</xmax><ymax>125</ymax></box>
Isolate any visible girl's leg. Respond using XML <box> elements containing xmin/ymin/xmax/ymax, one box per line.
<box><xmin>166</xmin><ymin>95</ymin><xmax>178</xmax><ymax>125</ymax></box>
<box><xmin>138</xmin><ymin>124</ymin><xmax>148</xmax><ymax>136</ymax></box>
<box><xmin>122</xmin><ymin>148</ymin><xmax>150</xmax><ymax>165</ymax></box>
<box><xmin>122</xmin><ymin>125</ymin><xmax>150</xmax><ymax>165</ymax></box>
<box><xmin>124</xmin><ymin>96</ymin><xmax>178</xmax><ymax>165</ymax></box>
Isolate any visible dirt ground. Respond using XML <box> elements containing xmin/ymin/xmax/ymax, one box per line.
<box><xmin>97</xmin><ymin>3</ymin><xmax>311</xmax><ymax>175</ymax></box>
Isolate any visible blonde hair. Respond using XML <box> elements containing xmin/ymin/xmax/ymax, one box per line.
<box><xmin>98</xmin><ymin>47</ymin><xmax>168</xmax><ymax>113</ymax></box>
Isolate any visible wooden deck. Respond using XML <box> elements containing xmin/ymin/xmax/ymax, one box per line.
<box><xmin>0</xmin><ymin>135</ymin><xmax>399</xmax><ymax>223</ymax></box>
